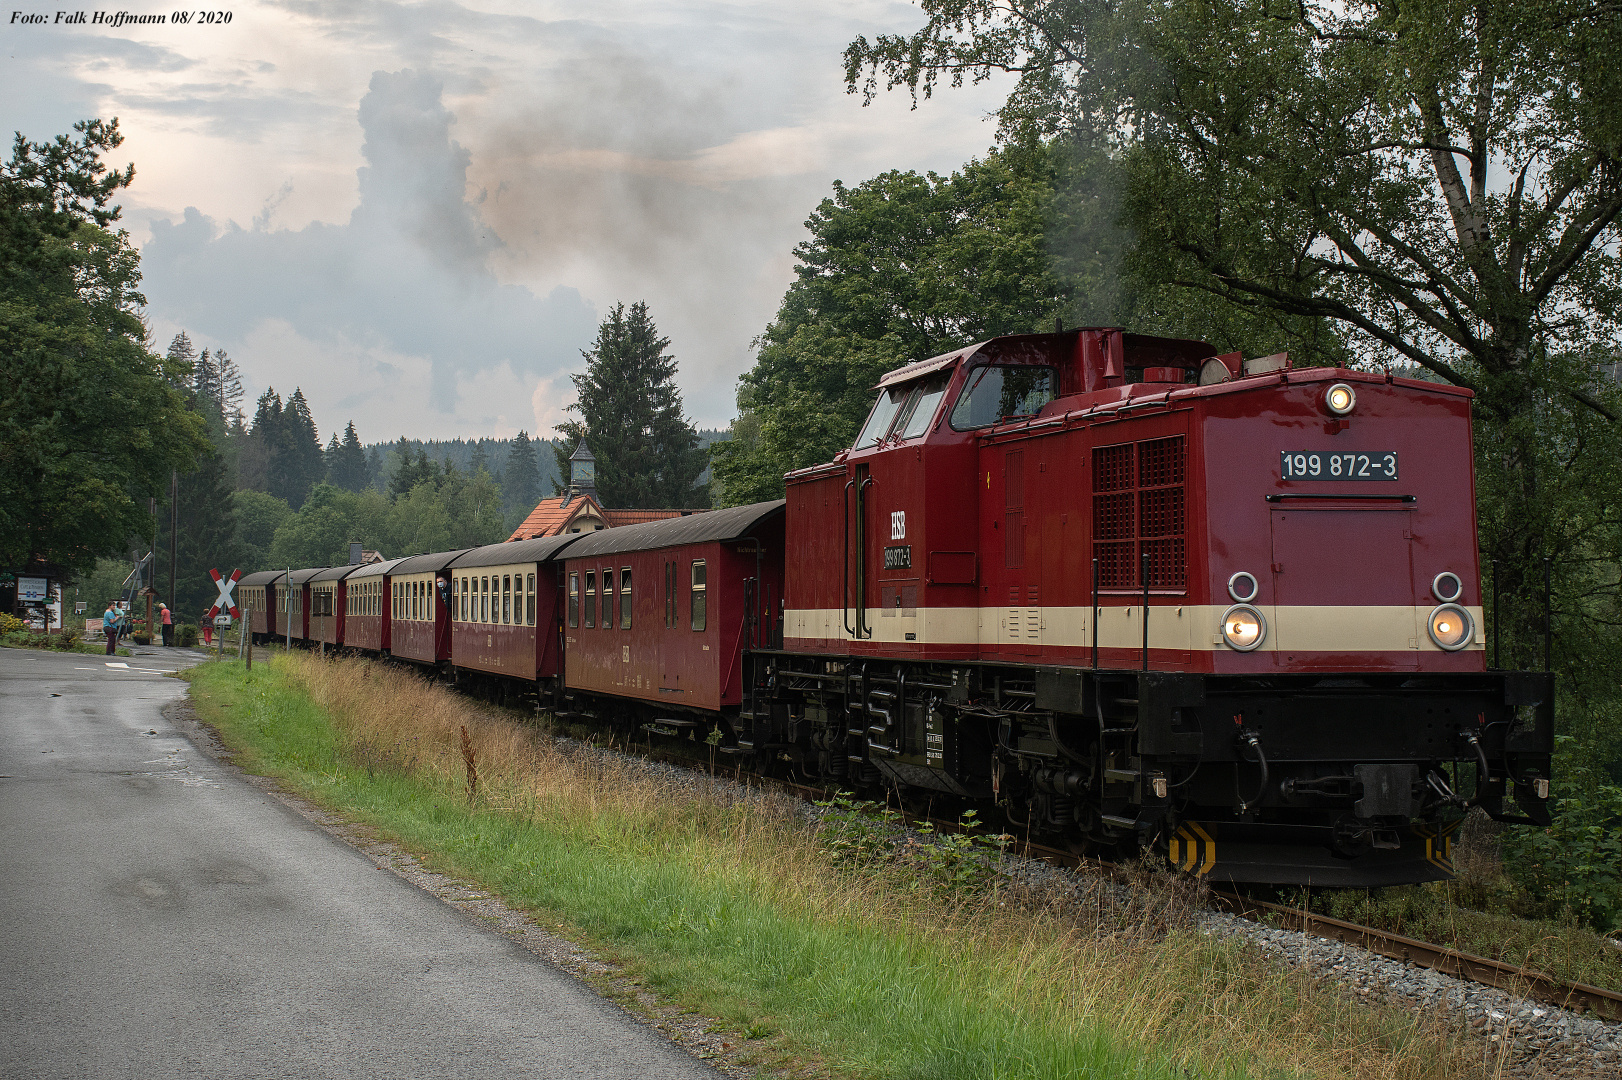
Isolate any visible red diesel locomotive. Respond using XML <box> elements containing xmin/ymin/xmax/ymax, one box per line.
<box><xmin>738</xmin><ymin>327</ymin><xmax>1553</xmax><ymax>886</ymax></box>
<box><xmin>254</xmin><ymin>326</ymin><xmax>1552</xmax><ymax>888</ymax></box>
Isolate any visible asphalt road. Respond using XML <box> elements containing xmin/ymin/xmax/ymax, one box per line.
<box><xmin>0</xmin><ymin>646</ymin><xmax>719</xmax><ymax>1079</ymax></box>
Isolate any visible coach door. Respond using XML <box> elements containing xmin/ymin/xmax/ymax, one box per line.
<box><xmin>1269</xmin><ymin>507</ymin><xmax>1419</xmax><ymax>669</ymax></box>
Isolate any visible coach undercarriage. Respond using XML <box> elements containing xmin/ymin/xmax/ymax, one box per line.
<box><xmin>735</xmin><ymin>651</ymin><xmax>1554</xmax><ymax>887</ymax></box>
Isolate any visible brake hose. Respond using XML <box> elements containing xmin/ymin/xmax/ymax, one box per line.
<box><xmin>1236</xmin><ymin>729</ymin><xmax>1269</xmax><ymax>812</ymax></box>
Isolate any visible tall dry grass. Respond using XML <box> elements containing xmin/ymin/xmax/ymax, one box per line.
<box><xmin>279</xmin><ymin>652</ymin><xmax>1495</xmax><ymax>1080</ymax></box>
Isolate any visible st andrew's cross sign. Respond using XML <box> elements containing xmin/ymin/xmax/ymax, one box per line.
<box><xmin>207</xmin><ymin>568</ymin><xmax>241</xmax><ymax>621</ymax></box>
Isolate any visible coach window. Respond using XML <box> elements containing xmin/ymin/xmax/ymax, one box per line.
<box><xmin>499</xmin><ymin>574</ymin><xmax>509</xmax><ymax>624</ymax></box>
<box><xmin>601</xmin><ymin>569</ymin><xmax>614</xmax><ymax>629</ymax></box>
<box><xmin>620</xmin><ymin>566</ymin><xmax>632</xmax><ymax>629</ymax></box>
<box><xmin>526</xmin><ymin>573</ymin><xmax>536</xmax><ymax>626</ymax></box>
<box><xmin>691</xmin><ymin>560</ymin><xmax>706</xmax><ymax>631</ymax></box>
<box><xmin>949</xmin><ymin>365</ymin><xmax>1057</xmax><ymax>430</ymax></box>
<box><xmin>584</xmin><ymin>571</ymin><xmax>596</xmax><ymax>628</ymax></box>
<box><xmin>476</xmin><ymin>576</ymin><xmax>485</xmax><ymax>622</ymax></box>
<box><xmin>568</xmin><ymin>572</ymin><xmax>580</xmax><ymax>628</ymax></box>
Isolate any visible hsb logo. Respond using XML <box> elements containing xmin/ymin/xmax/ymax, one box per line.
<box><xmin>890</xmin><ymin>511</ymin><xmax>906</xmax><ymax>540</ymax></box>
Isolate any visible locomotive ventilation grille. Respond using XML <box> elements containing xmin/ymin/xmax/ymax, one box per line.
<box><xmin>1093</xmin><ymin>436</ymin><xmax>1186</xmax><ymax>589</ymax></box>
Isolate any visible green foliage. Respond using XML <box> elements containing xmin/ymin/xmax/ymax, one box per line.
<box><xmin>234</xmin><ymin>489</ymin><xmax>292</xmax><ymax>569</ymax></box>
<box><xmin>712</xmin><ymin>146</ymin><xmax>1074</xmax><ymax>504</ymax></box>
<box><xmin>816</xmin><ymin>797</ymin><xmax>1010</xmax><ymax>900</ymax></box>
<box><xmin>327</xmin><ymin>421</ymin><xmax>369</xmax><ymax>493</ymax></box>
<box><xmin>554</xmin><ymin>301</ymin><xmax>709</xmax><ymax>508</ymax></box>
<box><xmin>0</xmin><ymin>119</ymin><xmax>208</xmax><ymax>576</ymax></box>
<box><xmin>1500</xmin><ymin>741</ymin><xmax>1622</xmax><ymax>934</ymax></box>
<box><xmin>261</xmin><ymin>465</ymin><xmax>510</xmax><ymax>571</ymax></box>
<box><xmin>158</xmin><ymin>436</ymin><xmax>245</xmax><ymax>618</ymax></box>
<box><xmin>501</xmin><ymin>429</ymin><xmax>541</xmax><ymax>517</ymax></box>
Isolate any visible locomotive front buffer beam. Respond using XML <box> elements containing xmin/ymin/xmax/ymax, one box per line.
<box><xmin>1033</xmin><ymin>666</ymin><xmax>1554</xmax><ymax>886</ymax></box>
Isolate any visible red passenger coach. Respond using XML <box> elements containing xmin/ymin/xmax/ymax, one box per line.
<box><xmin>388</xmin><ymin>551</ymin><xmax>468</xmax><ymax>665</ymax></box>
<box><xmin>271</xmin><ymin>567</ymin><xmax>327</xmax><ymax>642</ymax></box>
<box><xmin>238</xmin><ymin>570</ymin><xmax>280</xmax><ymax>643</ymax></box>
<box><xmin>308</xmin><ymin>564</ymin><xmax>362</xmax><ymax>648</ymax></box>
<box><xmin>342</xmin><ymin>558</ymin><xmax>405</xmax><ymax>653</ymax></box>
<box><xmin>448</xmin><ymin>534</ymin><xmax>582</xmax><ymax>688</ymax></box>
<box><xmin>560</xmin><ymin>502</ymin><xmax>784</xmax><ymax>716</ymax></box>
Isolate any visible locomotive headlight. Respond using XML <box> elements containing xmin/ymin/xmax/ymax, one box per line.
<box><xmin>1324</xmin><ymin>382</ymin><xmax>1357</xmax><ymax>416</ymax></box>
<box><xmin>1220</xmin><ymin>604</ymin><xmax>1267</xmax><ymax>651</ymax></box>
<box><xmin>1427</xmin><ymin>604</ymin><xmax>1474</xmax><ymax>651</ymax></box>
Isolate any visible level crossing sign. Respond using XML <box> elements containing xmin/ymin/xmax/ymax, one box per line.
<box><xmin>207</xmin><ymin>568</ymin><xmax>241</xmax><ymax>621</ymax></box>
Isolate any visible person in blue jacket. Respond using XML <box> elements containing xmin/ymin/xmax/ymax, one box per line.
<box><xmin>102</xmin><ymin>602</ymin><xmax>120</xmax><ymax>655</ymax></box>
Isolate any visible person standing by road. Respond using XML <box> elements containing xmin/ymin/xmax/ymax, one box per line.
<box><xmin>159</xmin><ymin>603</ymin><xmax>173</xmax><ymax>646</ymax></box>
<box><xmin>102</xmin><ymin>602</ymin><xmax>120</xmax><ymax>655</ymax></box>
<box><xmin>200</xmin><ymin>611</ymin><xmax>213</xmax><ymax>647</ymax></box>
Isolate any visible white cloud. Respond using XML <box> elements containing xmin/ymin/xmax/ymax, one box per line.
<box><xmin>7</xmin><ymin>0</ymin><xmax>1013</xmax><ymax>438</ymax></box>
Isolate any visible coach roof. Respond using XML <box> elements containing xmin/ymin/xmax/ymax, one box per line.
<box><xmin>346</xmin><ymin>557</ymin><xmax>409</xmax><ymax>580</ymax></box>
<box><xmin>310</xmin><ymin>564</ymin><xmax>367</xmax><ymax>583</ymax></box>
<box><xmin>238</xmin><ymin>570</ymin><xmax>284</xmax><ymax>587</ymax></box>
<box><xmin>561</xmin><ymin>500</ymin><xmax>784</xmax><ymax>560</ymax></box>
<box><xmin>451</xmin><ymin>532</ymin><xmax>585</xmax><ymax>570</ymax></box>
<box><xmin>391</xmin><ymin>549</ymin><xmax>471</xmax><ymax>575</ymax></box>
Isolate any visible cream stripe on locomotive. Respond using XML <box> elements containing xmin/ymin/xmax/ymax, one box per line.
<box><xmin>784</xmin><ymin>605</ymin><xmax>1485</xmax><ymax>652</ymax></box>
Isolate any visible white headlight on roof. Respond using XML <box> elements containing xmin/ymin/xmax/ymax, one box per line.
<box><xmin>1324</xmin><ymin>382</ymin><xmax>1356</xmax><ymax>416</ymax></box>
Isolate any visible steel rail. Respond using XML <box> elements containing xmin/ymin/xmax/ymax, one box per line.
<box><xmin>1206</xmin><ymin>889</ymin><xmax>1622</xmax><ymax>1023</ymax></box>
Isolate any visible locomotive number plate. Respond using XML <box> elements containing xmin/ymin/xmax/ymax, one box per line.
<box><xmin>1280</xmin><ymin>450</ymin><xmax>1398</xmax><ymax>481</ymax></box>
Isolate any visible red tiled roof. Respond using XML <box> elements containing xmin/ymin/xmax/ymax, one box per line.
<box><xmin>601</xmin><ymin>508</ymin><xmax>704</xmax><ymax>528</ymax></box>
<box><xmin>506</xmin><ymin>497</ymin><xmax>711</xmax><ymax>542</ymax></box>
<box><xmin>506</xmin><ymin>494</ymin><xmax>602</xmax><ymax>541</ymax></box>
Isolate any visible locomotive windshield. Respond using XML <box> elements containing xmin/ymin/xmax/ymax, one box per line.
<box><xmin>852</xmin><ymin>374</ymin><xmax>951</xmax><ymax>449</ymax></box>
<box><xmin>949</xmin><ymin>365</ymin><xmax>1057</xmax><ymax>429</ymax></box>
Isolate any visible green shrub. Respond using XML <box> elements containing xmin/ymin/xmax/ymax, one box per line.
<box><xmin>1500</xmin><ymin>759</ymin><xmax>1622</xmax><ymax>933</ymax></box>
<box><xmin>176</xmin><ymin>624</ymin><xmax>199</xmax><ymax>647</ymax></box>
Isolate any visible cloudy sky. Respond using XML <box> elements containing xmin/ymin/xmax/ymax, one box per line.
<box><xmin>4</xmin><ymin>0</ymin><xmax>1011</xmax><ymax>444</ymax></box>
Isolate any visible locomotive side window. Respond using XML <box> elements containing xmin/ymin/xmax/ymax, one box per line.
<box><xmin>568</xmin><ymin>572</ymin><xmax>579</xmax><ymax>628</ymax></box>
<box><xmin>895</xmin><ymin>375</ymin><xmax>950</xmax><ymax>440</ymax></box>
<box><xmin>950</xmin><ymin>365</ymin><xmax>1056</xmax><ymax>430</ymax></box>
<box><xmin>526</xmin><ymin>573</ymin><xmax>536</xmax><ymax>626</ymax></box>
<box><xmin>620</xmin><ymin>566</ymin><xmax>632</xmax><ymax>628</ymax></box>
<box><xmin>584</xmin><ymin>571</ymin><xmax>596</xmax><ymax>628</ymax></box>
<box><xmin>853</xmin><ymin>386</ymin><xmax>907</xmax><ymax>449</ymax></box>
<box><xmin>691</xmin><ymin>560</ymin><xmax>706</xmax><ymax>631</ymax></box>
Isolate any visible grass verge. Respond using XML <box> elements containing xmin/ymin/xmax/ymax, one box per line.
<box><xmin>2</xmin><ymin>632</ymin><xmax>130</xmax><ymax>656</ymax></box>
<box><xmin>185</xmin><ymin>653</ymin><xmax>1493</xmax><ymax>1080</ymax></box>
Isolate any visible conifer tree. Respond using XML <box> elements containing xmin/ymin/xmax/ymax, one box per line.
<box><xmin>329</xmin><ymin>421</ymin><xmax>369</xmax><ymax>492</ymax></box>
<box><xmin>553</xmin><ymin>301</ymin><xmax>708</xmax><ymax>507</ymax></box>
<box><xmin>503</xmin><ymin>430</ymin><xmax>541</xmax><ymax>513</ymax></box>
<box><xmin>279</xmin><ymin>388</ymin><xmax>325</xmax><ymax>508</ymax></box>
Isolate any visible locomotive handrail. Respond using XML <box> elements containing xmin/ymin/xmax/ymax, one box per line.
<box><xmin>842</xmin><ymin>478</ymin><xmax>855</xmax><ymax>639</ymax></box>
<box><xmin>858</xmin><ymin>476</ymin><xmax>875</xmax><ymax>638</ymax></box>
